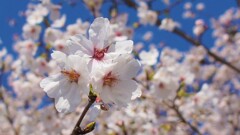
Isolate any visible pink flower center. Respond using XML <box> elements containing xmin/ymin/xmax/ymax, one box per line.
<box><xmin>115</xmin><ymin>31</ymin><xmax>122</xmax><ymax>37</ymax></box>
<box><xmin>61</xmin><ymin>70</ymin><xmax>80</xmax><ymax>83</ymax></box>
<box><xmin>180</xmin><ymin>77</ymin><xmax>185</xmax><ymax>82</ymax></box>
<box><xmin>40</xmin><ymin>61</ymin><xmax>46</xmax><ymax>67</ymax></box>
<box><xmin>159</xmin><ymin>82</ymin><xmax>165</xmax><ymax>89</ymax></box>
<box><xmin>31</xmin><ymin>28</ymin><xmax>36</xmax><ymax>33</ymax></box>
<box><xmin>58</xmin><ymin>44</ymin><xmax>64</xmax><ymax>50</ymax></box>
<box><xmin>27</xmin><ymin>43</ymin><xmax>33</xmax><ymax>49</ymax></box>
<box><xmin>92</xmin><ymin>46</ymin><xmax>109</xmax><ymax>61</ymax></box>
<box><xmin>103</xmin><ymin>72</ymin><xmax>118</xmax><ymax>87</ymax></box>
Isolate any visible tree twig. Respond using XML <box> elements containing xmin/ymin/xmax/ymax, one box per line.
<box><xmin>173</xmin><ymin>28</ymin><xmax>240</xmax><ymax>73</ymax></box>
<box><xmin>163</xmin><ymin>101</ymin><xmax>202</xmax><ymax>135</ymax></box>
<box><xmin>71</xmin><ymin>95</ymin><xmax>97</xmax><ymax>135</ymax></box>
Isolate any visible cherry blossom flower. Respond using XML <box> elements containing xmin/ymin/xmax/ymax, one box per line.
<box><xmin>152</xmin><ymin>67</ymin><xmax>179</xmax><ymax>100</ymax></box>
<box><xmin>137</xmin><ymin>2</ymin><xmax>158</xmax><ymax>25</ymax></box>
<box><xmin>67</xmin><ymin>17</ymin><xmax>133</xmax><ymax>66</ymax></box>
<box><xmin>51</xmin><ymin>14</ymin><xmax>66</xmax><ymax>28</ymax></box>
<box><xmin>159</xmin><ymin>18</ymin><xmax>178</xmax><ymax>31</ymax></box>
<box><xmin>193</xmin><ymin>19</ymin><xmax>206</xmax><ymax>36</ymax></box>
<box><xmin>27</xmin><ymin>4</ymin><xmax>48</xmax><ymax>25</ymax></box>
<box><xmin>139</xmin><ymin>47</ymin><xmax>159</xmax><ymax>66</ymax></box>
<box><xmin>40</xmin><ymin>51</ymin><xmax>90</xmax><ymax>112</ymax></box>
<box><xmin>92</xmin><ymin>55</ymin><xmax>141</xmax><ymax>107</ymax></box>
<box><xmin>22</xmin><ymin>23</ymin><xmax>42</xmax><ymax>40</ymax></box>
<box><xmin>196</xmin><ymin>3</ymin><xmax>205</xmax><ymax>11</ymax></box>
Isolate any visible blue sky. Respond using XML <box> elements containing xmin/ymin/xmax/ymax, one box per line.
<box><xmin>0</xmin><ymin>0</ymin><xmax>237</xmax><ymax>55</ymax></box>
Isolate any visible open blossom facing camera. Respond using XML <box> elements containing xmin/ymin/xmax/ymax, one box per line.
<box><xmin>93</xmin><ymin>55</ymin><xmax>141</xmax><ymax>107</ymax></box>
<box><xmin>67</xmin><ymin>17</ymin><xmax>133</xmax><ymax>65</ymax></box>
<box><xmin>152</xmin><ymin>67</ymin><xmax>179</xmax><ymax>100</ymax></box>
<box><xmin>40</xmin><ymin>51</ymin><xmax>90</xmax><ymax>113</ymax></box>
<box><xmin>40</xmin><ymin>17</ymin><xmax>141</xmax><ymax>113</ymax></box>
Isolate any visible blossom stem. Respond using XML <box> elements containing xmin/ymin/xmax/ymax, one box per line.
<box><xmin>163</xmin><ymin>101</ymin><xmax>202</xmax><ymax>135</ymax></box>
<box><xmin>172</xmin><ymin>104</ymin><xmax>202</xmax><ymax>135</ymax></box>
<box><xmin>71</xmin><ymin>95</ymin><xmax>97</xmax><ymax>135</ymax></box>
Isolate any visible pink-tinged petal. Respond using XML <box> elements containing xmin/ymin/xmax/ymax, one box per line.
<box><xmin>67</xmin><ymin>34</ymin><xmax>93</xmax><ymax>56</ymax></box>
<box><xmin>89</xmin><ymin>17</ymin><xmax>110</xmax><ymax>49</ymax></box>
<box><xmin>108</xmin><ymin>40</ymin><xmax>133</xmax><ymax>54</ymax></box>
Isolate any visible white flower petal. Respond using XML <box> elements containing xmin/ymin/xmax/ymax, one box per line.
<box><xmin>89</xmin><ymin>17</ymin><xmax>110</xmax><ymax>48</ymax></box>
<box><xmin>51</xmin><ymin>14</ymin><xmax>66</xmax><ymax>28</ymax></box>
<box><xmin>40</xmin><ymin>73</ymin><xmax>66</xmax><ymax>98</ymax></box>
<box><xmin>109</xmin><ymin>40</ymin><xmax>133</xmax><ymax>54</ymax></box>
<box><xmin>119</xmin><ymin>58</ymin><xmax>141</xmax><ymax>80</ymax></box>
<box><xmin>67</xmin><ymin>34</ymin><xmax>93</xmax><ymax>56</ymax></box>
<box><xmin>51</xmin><ymin>51</ymin><xmax>67</xmax><ymax>68</ymax></box>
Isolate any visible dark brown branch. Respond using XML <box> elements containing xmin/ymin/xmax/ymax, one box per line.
<box><xmin>157</xmin><ymin>0</ymin><xmax>184</xmax><ymax>15</ymax></box>
<box><xmin>71</xmin><ymin>95</ymin><xmax>97</xmax><ymax>135</ymax></box>
<box><xmin>122</xmin><ymin>0</ymin><xmax>137</xmax><ymax>9</ymax></box>
<box><xmin>236</xmin><ymin>0</ymin><xmax>240</xmax><ymax>7</ymax></box>
<box><xmin>172</xmin><ymin>104</ymin><xmax>202</xmax><ymax>135</ymax></box>
<box><xmin>164</xmin><ymin>101</ymin><xmax>202</xmax><ymax>135</ymax></box>
<box><xmin>173</xmin><ymin>28</ymin><xmax>240</xmax><ymax>73</ymax></box>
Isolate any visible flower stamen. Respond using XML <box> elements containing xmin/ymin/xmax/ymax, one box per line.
<box><xmin>92</xmin><ymin>46</ymin><xmax>109</xmax><ymax>61</ymax></box>
<box><xmin>103</xmin><ymin>72</ymin><xmax>118</xmax><ymax>87</ymax></box>
<box><xmin>61</xmin><ymin>70</ymin><xmax>80</xmax><ymax>83</ymax></box>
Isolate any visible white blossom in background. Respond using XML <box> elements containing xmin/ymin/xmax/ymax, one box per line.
<box><xmin>51</xmin><ymin>14</ymin><xmax>66</xmax><ymax>28</ymax></box>
<box><xmin>14</xmin><ymin>40</ymin><xmax>38</xmax><ymax>57</ymax></box>
<box><xmin>184</xmin><ymin>2</ymin><xmax>192</xmax><ymax>10</ymax></box>
<box><xmin>110</xmin><ymin>14</ymin><xmax>133</xmax><ymax>42</ymax></box>
<box><xmin>193</xmin><ymin>19</ymin><xmax>206</xmax><ymax>36</ymax></box>
<box><xmin>196</xmin><ymin>3</ymin><xmax>205</xmax><ymax>11</ymax></box>
<box><xmin>137</xmin><ymin>1</ymin><xmax>158</xmax><ymax>25</ymax></box>
<box><xmin>159</xmin><ymin>18</ymin><xmax>178</xmax><ymax>31</ymax></box>
<box><xmin>152</xmin><ymin>67</ymin><xmax>179</xmax><ymax>100</ymax></box>
<box><xmin>139</xmin><ymin>47</ymin><xmax>159</xmax><ymax>66</ymax></box>
<box><xmin>52</xmin><ymin>39</ymin><xmax>68</xmax><ymax>53</ymax></box>
<box><xmin>65</xmin><ymin>19</ymin><xmax>89</xmax><ymax>36</ymax></box>
<box><xmin>162</xmin><ymin>0</ymin><xmax>170</xmax><ymax>5</ymax></box>
<box><xmin>22</xmin><ymin>23</ymin><xmax>42</xmax><ymax>40</ymax></box>
<box><xmin>44</xmin><ymin>27</ymin><xmax>63</xmax><ymax>44</ymax></box>
<box><xmin>26</xmin><ymin>4</ymin><xmax>48</xmax><ymax>25</ymax></box>
<box><xmin>183</xmin><ymin>10</ymin><xmax>195</xmax><ymax>18</ymax></box>
<box><xmin>143</xmin><ymin>31</ymin><xmax>153</xmax><ymax>41</ymax></box>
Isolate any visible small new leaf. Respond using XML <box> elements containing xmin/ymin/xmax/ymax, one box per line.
<box><xmin>81</xmin><ymin>122</ymin><xmax>96</xmax><ymax>134</ymax></box>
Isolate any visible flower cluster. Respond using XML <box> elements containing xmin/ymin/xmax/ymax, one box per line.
<box><xmin>40</xmin><ymin>17</ymin><xmax>141</xmax><ymax>113</ymax></box>
<box><xmin>1</xmin><ymin>0</ymin><xmax>240</xmax><ymax>135</ymax></box>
